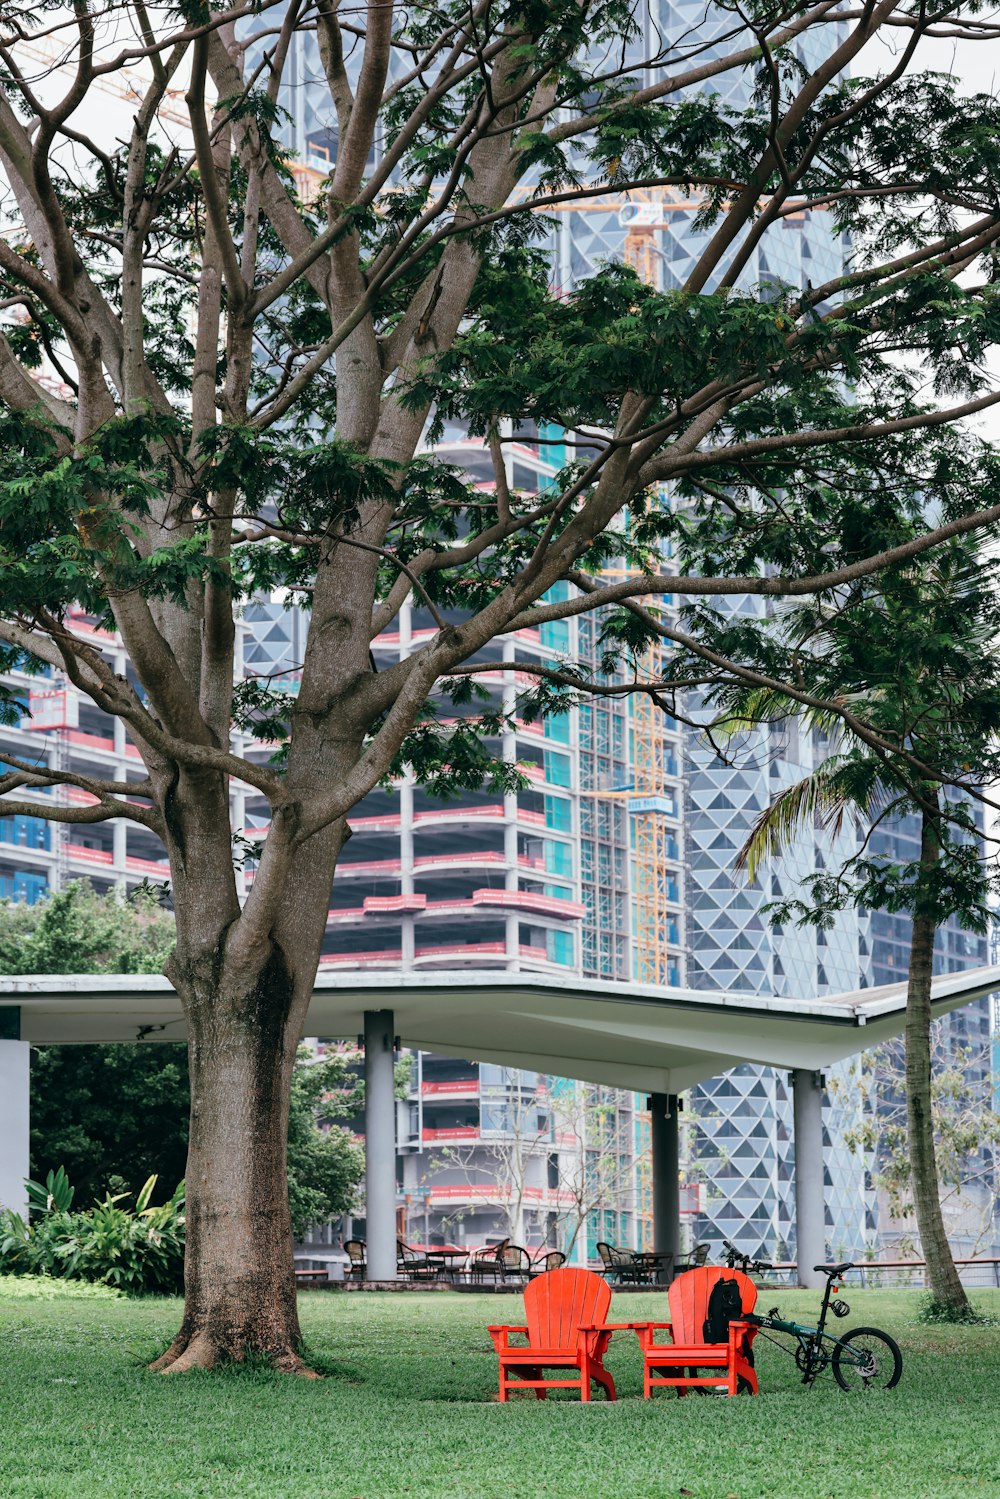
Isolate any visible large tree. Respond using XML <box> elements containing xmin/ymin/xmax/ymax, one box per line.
<box><xmin>2</xmin><ymin>0</ymin><xmax>1000</xmax><ymax>1370</ymax></box>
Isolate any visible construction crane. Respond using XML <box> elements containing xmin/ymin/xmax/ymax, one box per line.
<box><xmin>568</xmin><ymin>191</ymin><xmax>686</xmax><ymax>993</ymax></box>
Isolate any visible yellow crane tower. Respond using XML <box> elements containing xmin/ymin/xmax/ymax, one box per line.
<box><xmin>560</xmin><ymin>190</ymin><xmax>687</xmax><ymax>992</ymax></box>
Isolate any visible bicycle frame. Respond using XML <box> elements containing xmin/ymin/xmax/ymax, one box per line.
<box><xmin>719</xmin><ymin>1245</ymin><xmax>900</xmax><ymax>1390</ymax></box>
<box><xmin>745</xmin><ymin>1270</ymin><xmax>871</xmax><ymax>1382</ymax></box>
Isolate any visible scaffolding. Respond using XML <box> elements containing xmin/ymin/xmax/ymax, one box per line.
<box><xmin>572</xmin><ymin>194</ymin><xmax>685</xmax><ymax>994</ymax></box>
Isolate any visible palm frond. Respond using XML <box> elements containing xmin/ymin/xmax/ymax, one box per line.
<box><xmin>736</xmin><ymin>756</ymin><xmax>896</xmax><ymax>885</ymax></box>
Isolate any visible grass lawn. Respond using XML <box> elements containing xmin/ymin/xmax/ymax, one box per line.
<box><xmin>1</xmin><ymin>1284</ymin><xmax>999</xmax><ymax>1499</ymax></box>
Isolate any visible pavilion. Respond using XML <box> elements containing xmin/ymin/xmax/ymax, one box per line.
<box><xmin>2</xmin><ymin>963</ymin><xmax>998</xmax><ymax>1286</ymax></box>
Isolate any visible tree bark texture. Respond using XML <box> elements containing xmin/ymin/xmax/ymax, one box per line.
<box><xmin>150</xmin><ymin>952</ymin><xmax>312</xmax><ymax>1374</ymax></box>
<box><xmin>905</xmin><ymin>811</ymin><xmax>971</xmax><ymax>1314</ymax></box>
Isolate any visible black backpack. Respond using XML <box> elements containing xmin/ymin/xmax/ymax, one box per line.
<box><xmin>703</xmin><ymin>1276</ymin><xmax>744</xmax><ymax>1343</ymax></box>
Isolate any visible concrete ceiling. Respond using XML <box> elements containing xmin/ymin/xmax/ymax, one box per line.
<box><xmin>2</xmin><ymin>964</ymin><xmax>998</xmax><ymax>1093</ymax></box>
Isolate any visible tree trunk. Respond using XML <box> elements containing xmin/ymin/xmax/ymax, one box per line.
<box><xmin>150</xmin><ymin>949</ymin><xmax>313</xmax><ymax>1374</ymax></box>
<box><xmin>905</xmin><ymin>810</ymin><xmax>971</xmax><ymax>1315</ymax></box>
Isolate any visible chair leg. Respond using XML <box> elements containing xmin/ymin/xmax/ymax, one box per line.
<box><xmin>594</xmin><ymin>1367</ymin><xmax>616</xmax><ymax>1402</ymax></box>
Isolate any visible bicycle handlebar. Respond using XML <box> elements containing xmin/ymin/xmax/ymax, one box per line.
<box><xmin>721</xmin><ymin>1239</ymin><xmax>773</xmax><ymax>1274</ymax></box>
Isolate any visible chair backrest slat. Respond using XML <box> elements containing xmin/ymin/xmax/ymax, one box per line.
<box><xmin>525</xmin><ymin>1267</ymin><xmax>611</xmax><ymax>1351</ymax></box>
<box><xmin>668</xmin><ymin>1267</ymin><xmax>756</xmax><ymax>1345</ymax></box>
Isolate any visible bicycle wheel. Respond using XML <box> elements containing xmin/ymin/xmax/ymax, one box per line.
<box><xmin>831</xmin><ymin>1327</ymin><xmax>902</xmax><ymax>1391</ymax></box>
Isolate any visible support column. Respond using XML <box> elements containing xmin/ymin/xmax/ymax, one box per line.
<box><xmin>0</xmin><ymin>1038</ymin><xmax>29</xmax><ymax>1218</ymax></box>
<box><xmin>792</xmin><ymin>1069</ymin><xmax>826</xmax><ymax>1289</ymax></box>
<box><xmin>364</xmin><ymin>1010</ymin><xmax>397</xmax><ymax>1281</ymax></box>
<box><xmin>650</xmin><ymin>1092</ymin><xmax>680</xmax><ymax>1279</ymax></box>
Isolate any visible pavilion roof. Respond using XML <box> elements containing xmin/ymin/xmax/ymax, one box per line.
<box><xmin>3</xmin><ymin>964</ymin><xmax>998</xmax><ymax>1092</ymax></box>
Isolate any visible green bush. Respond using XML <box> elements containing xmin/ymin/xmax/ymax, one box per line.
<box><xmin>916</xmin><ymin>1293</ymin><xmax>997</xmax><ymax>1326</ymax></box>
<box><xmin>0</xmin><ymin>1169</ymin><xmax>185</xmax><ymax>1296</ymax></box>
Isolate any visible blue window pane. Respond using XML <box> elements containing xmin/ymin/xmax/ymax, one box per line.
<box><xmin>540</xmin><ymin>620</ymin><xmax>570</xmax><ymax>653</ymax></box>
<box><xmin>544</xmin><ymin>795</ymin><xmax>572</xmax><ymax>833</ymax></box>
<box><xmin>12</xmin><ymin>871</ymin><xmax>47</xmax><ymax>905</ymax></box>
<box><xmin>539</xmin><ymin>423</ymin><xmax>566</xmax><ymax>471</ymax></box>
<box><xmin>543</xmin><ymin>713</ymin><xmax>570</xmax><ymax>744</ymax></box>
<box><xmin>547</xmin><ymin>929</ymin><xmax>574</xmax><ymax>966</ymax></box>
<box><xmin>544</xmin><ymin>750</ymin><xmax>571</xmax><ymax>788</ymax></box>
<box><xmin>544</xmin><ymin>840</ymin><xmax>574</xmax><ymax>877</ymax></box>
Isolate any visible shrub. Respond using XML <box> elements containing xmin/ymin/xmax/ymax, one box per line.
<box><xmin>916</xmin><ymin>1294</ymin><xmax>997</xmax><ymax>1326</ymax></box>
<box><xmin>0</xmin><ymin>1169</ymin><xmax>185</xmax><ymax>1295</ymax></box>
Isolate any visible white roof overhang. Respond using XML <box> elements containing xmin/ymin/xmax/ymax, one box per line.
<box><xmin>1</xmin><ymin>963</ymin><xmax>997</xmax><ymax>1094</ymax></box>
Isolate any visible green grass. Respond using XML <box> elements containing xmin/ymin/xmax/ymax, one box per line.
<box><xmin>1</xmin><ymin>1286</ymin><xmax>999</xmax><ymax>1499</ymax></box>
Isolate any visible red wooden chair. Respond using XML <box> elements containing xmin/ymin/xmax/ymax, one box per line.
<box><xmin>488</xmin><ymin>1266</ymin><xmax>629</xmax><ymax>1402</ymax></box>
<box><xmin>633</xmin><ymin>1267</ymin><xmax>759</xmax><ymax>1397</ymax></box>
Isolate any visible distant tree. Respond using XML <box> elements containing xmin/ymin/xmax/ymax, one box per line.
<box><xmin>4</xmin><ymin>885</ymin><xmax>364</xmax><ymax>1222</ymax></box>
<box><xmin>428</xmin><ymin>1074</ymin><xmax>640</xmax><ymax>1257</ymax></box>
<box><xmin>31</xmin><ymin>1043</ymin><xmax>190</xmax><ymax>1201</ymax></box>
<box><xmin>286</xmin><ymin>1050</ymin><xmax>365</xmax><ymax>1239</ymax></box>
<box><xmin>832</xmin><ymin>1033</ymin><xmax>1000</xmax><ymax>1258</ymax></box>
<box><xmin>0</xmin><ymin>880</ymin><xmax>174</xmax><ymax>978</ymax></box>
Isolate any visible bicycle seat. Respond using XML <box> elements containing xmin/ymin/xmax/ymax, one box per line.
<box><xmin>815</xmin><ymin>1262</ymin><xmax>852</xmax><ymax>1275</ymax></box>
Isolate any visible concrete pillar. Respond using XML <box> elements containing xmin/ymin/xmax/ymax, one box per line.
<box><xmin>364</xmin><ymin>1010</ymin><xmax>397</xmax><ymax>1280</ymax></box>
<box><xmin>0</xmin><ymin>1039</ymin><xmax>29</xmax><ymax>1218</ymax></box>
<box><xmin>792</xmin><ymin>1068</ymin><xmax>826</xmax><ymax>1288</ymax></box>
<box><xmin>650</xmin><ymin>1092</ymin><xmax>680</xmax><ymax>1277</ymax></box>
<box><xmin>501</xmin><ymin>638</ymin><xmax>520</xmax><ymax>970</ymax></box>
<box><xmin>399</xmin><ymin>780</ymin><xmax>415</xmax><ymax>971</ymax></box>
<box><xmin>112</xmin><ymin>820</ymin><xmax>127</xmax><ymax>891</ymax></box>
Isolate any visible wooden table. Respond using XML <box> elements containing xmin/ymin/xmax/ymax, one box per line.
<box><xmin>630</xmin><ymin>1250</ymin><xmax>675</xmax><ymax>1284</ymax></box>
<box><xmin>424</xmin><ymin>1248</ymin><xmax>468</xmax><ymax>1280</ymax></box>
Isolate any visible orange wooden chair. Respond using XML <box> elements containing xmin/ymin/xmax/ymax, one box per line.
<box><xmin>488</xmin><ymin>1266</ymin><xmax>629</xmax><ymax>1401</ymax></box>
<box><xmin>634</xmin><ymin>1267</ymin><xmax>759</xmax><ymax>1397</ymax></box>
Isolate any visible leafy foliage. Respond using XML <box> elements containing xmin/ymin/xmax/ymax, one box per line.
<box><xmin>286</xmin><ymin>1051</ymin><xmax>365</xmax><ymax>1240</ymax></box>
<box><xmin>0</xmin><ymin>881</ymin><xmax>174</xmax><ymax>980</ymax></box>
<box><xmin>0</xmin><ymin>1172</ymin><xmax>186</xmax><ymax>1296</ymax></box>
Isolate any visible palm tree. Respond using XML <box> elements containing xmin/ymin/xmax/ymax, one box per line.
<box><xmin>711</xmin><ymin>544</ymin><xmax>1000</xmax><ymax>1316</ymax></box>
<box><xmin>735</xmin><ymin>746</ymin><xmax>971</xmax><ymax>1311</ymax></box>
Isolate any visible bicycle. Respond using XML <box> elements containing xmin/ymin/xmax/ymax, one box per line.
<box><xmin>719</xmin><ymin>1241</ymin><xmax>902</xmax><ymax>1391</ymax></box>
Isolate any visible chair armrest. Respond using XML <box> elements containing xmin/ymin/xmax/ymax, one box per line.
<box><xmin>487</xmin><ymin>1323</ymin><xmax>528</xmax><ymax>1353</ymax></box>
<box><xmin>579</xmin><ymin>1322</ymin><xmax>635</xmax><ymax>1332</ymax></box>
<box><xmin>631</xmin><ymin>1320</ymin><xmax>674</xmax><ymax>1349</ymax></box>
